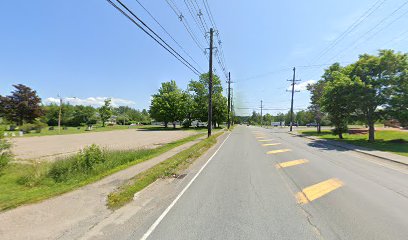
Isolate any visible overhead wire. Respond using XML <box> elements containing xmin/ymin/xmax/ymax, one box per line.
<box><xmin>327</xmin><ymin>0</ymin><xmax>408</xmax><ymax>62</ymax></box>
<box><xmin>106</xmin><ymin>0</ymin><xmax>201</xmax><ymax>75</ymax></box>
<box><xmin>311</xmin><ymin>0</ymin><xmax>387</xmax><ymax>65</ymax></box>
<box><xmin>165</xmin><ymin>0</ymin><xmax>206</xmax><ymax>51</ymax></box>
<box><xmin>133</xmin><ymin>0</ymin><xmax>203</xmax><ymax>72</ymax></box>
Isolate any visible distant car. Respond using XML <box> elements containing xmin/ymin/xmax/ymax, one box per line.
<box><xmin>306</xmin><ymin>123</ymin><xmax>318</xmax><ymax>127</ymax></box>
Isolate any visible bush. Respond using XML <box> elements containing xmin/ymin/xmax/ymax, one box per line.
<box><xmin>33</xmin><ymin>121</ymin><xmax>47</xmax><ymax>133</ymax></box>
<box><xmin>48</xmin><ymin>159</ymin><xmax>72</xmax><ymax>182</ymax></box>
<box><xmin>78</xmin><ymin>144</ymin><xmax>106</xmax><ymax>170</ymax></box>
<box><xmin>48</xmin><ymin>144</ymin><xmax>106</xmax><ymax>182</ymax></box>
<box><xmin>0</xmin><ymin>130</ymin><xmax>11</xmax><ymax>171</ymax></box>
<box><xmin>20</xmin><ymin>123</ymin><xmax>35</xmax><ymax>133</ymax></box>
<box><xmin>182</xmin><ymin>119</ymin><xmax>191</xmax><ymax>128</ymax></box>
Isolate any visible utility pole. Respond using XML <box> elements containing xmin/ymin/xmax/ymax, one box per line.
<box><xmin>231</xmin><ymin>88</ymin><xmax>234</xmax><ymax>125</ymax></box>
<box><xmin>58</xmin><ymin>95</ymin><xmax>62</xmax><ymax>134</ymax></box>
<box><xmin>287</xmin><ymin>67</ymin><xmax>300</xmax><ymax>131</ymax></box>
<box><xmin>227</xmin><ymin>72</ymin><xmax>231</xmax><ymax>129</ymax></box>
<box><xmin>207</xmin><ymin>28</ymin><xmax>214</xmax><ymax>137</ymax></box>
<box><xmin>260</xmin><ymin>100</ymin><xmax>263</xmax><ymax>127</ymax></box>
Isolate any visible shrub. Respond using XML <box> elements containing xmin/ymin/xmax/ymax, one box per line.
<box><xmin>0</xmin><ymin>130</ymin><xmax>11</xmax><ymax>171</ymax></box>
<box><xmin>77</xmin><ymin>144</ymin><xmax>106</xmax><ymax>170</ymax></box>
<box><xmin>33</xmin><ymin>120</ymin><xmax>47</xmax><ymax>133</ymax></box>
<box><xmin>48</xmin><ymin>144</ymin><xmax>106</xmax><ymax>182</ymax></box>
<box><xmin>20</xmin><ymin>123</ymin><xmax>35</xmax><ymax>133</ymax></box>
<box><xmin>48</xmin><ymin>159</ymin><xmax>72</xmax><ymax>182</ymax></box>
<box><xmin>182</xmin><ymin>119</ymin><xmax>191</xmax><ymax>128</ymax></box>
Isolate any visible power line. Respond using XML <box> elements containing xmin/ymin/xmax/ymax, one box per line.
<box><xmin>311</xmin><ymin>0</ymin><xmax>386</xmax><ymax>64</ymax></box>
<box><xmin>107</xmin><ymin>0</ymin><xmax>201</xmax><ymax>75</ymax></box>
<box><xmin>327</xmin><ymin>0</ymin><xmax>408</xmax><ymax>62</ymax></box>
<box><xmin>134</xmin><ymin>0</ymin><xmax>203</xmax><ymax>72</ymax></box>
<box><xmin>201</xmin><ymin>0</ymin><xmax>228</xmax><ymax>78</ymax></box>
<box><xmin>334</xmin><ymin>5</ymin><xmax>408</xmax><ymax>61</ymax></box>
<box><xmin>165</xmin><ymin>0</ymin><xmax>206</xmax><ymax>51</ymax></box>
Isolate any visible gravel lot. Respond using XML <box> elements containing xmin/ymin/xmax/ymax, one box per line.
<box><xmin>10</xmin><ymin>129</ymin><xmax>196</xmax><ymax>162</ymax></box>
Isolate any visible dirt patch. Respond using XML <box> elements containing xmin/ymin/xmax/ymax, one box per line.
<box><xmin>10</xmin><ymin>129</ymin><xmax>196</xmax><ymax>162</ymax></box>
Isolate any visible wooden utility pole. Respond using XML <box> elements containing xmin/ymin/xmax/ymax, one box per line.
<box><xmin>260</xmin><ymin>100</ymin><xmax>263</xmax><ymax>127</ymax></box>
<box><xmin>288</xmin><ymin>67</ymin><xmax>300</xmax><ymax>131</ymax></box>
<box><xmin>58</xmin><ymin>96</ymin><xmax>62</xmax><ymax>134</ymax></box>
<box><xmin>227</xmin><ymin>72</ymin><xmax>231</xmax><ymax>129</ymax></box>
<box><xmin>207</xmin><ymin>28</ymin><xmax>214</xmax><ymax>137</ymax></box>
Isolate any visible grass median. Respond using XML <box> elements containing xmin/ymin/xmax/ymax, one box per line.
<box><xmin>0</xmin><ymin>133</ymin><xmax>204</xmax><ymax>211</ymax></box>
<box><xmin>107</xmin><ymin>131</ymin><xmax>224</xmax><ymax>210</ymax></box>
<box><xmin>298</xmin><ymin>129</ymin><xmax>408</xmax><ymax>157</ymax></box>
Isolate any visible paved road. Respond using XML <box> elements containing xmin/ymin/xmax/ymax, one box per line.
<box><xmin>142</xmin><ymin>126</ymin><xmax>408</xmax><ymax>240</ymax></box>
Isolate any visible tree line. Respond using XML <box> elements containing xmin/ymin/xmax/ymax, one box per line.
<box><xmin>149</xmin><ymin>73</ymin><xmax>228</xmax><ymax>128</ymax></box>
<box><xmin>235</xmin><ymin>109</ymin><xmax>330</xmax><ymax>127</ymax></box>
<box><xmin>0</xmin><ymin>84</ymin><xmax>151</xmax><ymax>132</ymax></box>
<box><xmin>308</xmin><ymin>49</ymin><xmax>408</xmax><ymax>141</ymax></box>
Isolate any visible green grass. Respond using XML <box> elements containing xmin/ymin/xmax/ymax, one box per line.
<box><xmin>0</xmin><ymin>133</ymin><xmax>204</xmax><ymax>211</ymax></box>
<box><xmin>107</xmin><ymin>131</ymin><xmax>224</xmax><ymax>210</ymax></box>
<box><xmin>298</xmin><ymin>129</ymin><xmax>408</xmax><ymax>157</ymax></box>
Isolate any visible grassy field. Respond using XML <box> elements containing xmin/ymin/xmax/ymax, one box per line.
<box><xmin>0</xmin><ymin>133</ymin><xmax>205</xmax><ymax>211</ymax></box>
<box><xmin>298</xmin><ymin>129</ymin><xmax>408</xmax><ymax>157</ymax></box>
<box><xmin>107</xmin><ymin>131</ymin><xmax>224</xmax><ymax>209</ymax></box>
<box><xmin>1</xmin><ymin>124</ymin><xmax>209</xmax><ymax>138</ymax></box>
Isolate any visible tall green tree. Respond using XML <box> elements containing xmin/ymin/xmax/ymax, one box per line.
<box><xmin>320</xmin><ymin>71</ymin><xmax>363</xmax><ymax>139</ymax></box>
<box><xmin>71</xmin><ymin>105</ymin><xmax>96</xmax><ymax>126</ymax></box>
<box><xmin>0</xmin><ymin>84</ymin><xmax>43</xmax><ymax>126</ymax></box>
<box><xmin>307</xmin><ymin>81</ymin><xmax>325</xmax><ymax>133</ymax></box>
<box><xmin>188</xmin><ymin>73</ymin><xmax>227</xmax><ymax>127</ymax></box>
<box><xmin>99</xmin><ymin>99</ymin><xmax>112</xmax><ymax>127</ymax></box>
<box><xmin>383</xmin><ymin>52</ymin><xmax>408</xmax><ymax>128</ymax></box>
<box><xmin>149</xmin><ymin>80</ymin><xmax>186</xmax><ymax>128</ymax></box>
<box><xmin>348</xmin><ymin>50</ymin><xmax>407</xmax><ymax>141</ymax></box>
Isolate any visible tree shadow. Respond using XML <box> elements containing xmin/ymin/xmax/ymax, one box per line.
<box><xmin>305</xmin><ymin>136</ymin><xmax>408</xmax><ymax>156</ymax></box>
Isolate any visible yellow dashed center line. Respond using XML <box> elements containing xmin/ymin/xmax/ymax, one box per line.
<box><xmin>266</xmin><ymin>149</ymin><xmax>291</xmax><ymax>154</ymax></box>
<box><xmin>258</xmin><ymin>139</ymin><xmax>275</xmax><ymax>142</ymax></box>
<box><xmin>256</xmin><ymin>136</ymin><xmax>265</xmax><ymax>139</ymax></box>
<box><xmin>276</xmin><ymin>159</ymin><xmax>309</xmax><ymax>168</ymax></box>
<box><xmin>262</xmin><ymin>143</ymin><xmax>281</xmax><ymax>146</ymax></box>
<box><xmin>296</xmin><ymin>178</ymin><xmax>344</xmax><ymax>204</ymax></box>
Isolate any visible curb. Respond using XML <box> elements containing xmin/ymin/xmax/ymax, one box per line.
<box><xmin>288</xmin><ymin>132</ymin><xmax>408</xmax><ymax>166</ymax></box>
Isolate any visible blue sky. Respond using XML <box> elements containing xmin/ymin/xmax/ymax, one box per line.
<box><xmin>1</xmin><ymin>0</ymin><xmax>408</xmax><ymax>115</ymax></box>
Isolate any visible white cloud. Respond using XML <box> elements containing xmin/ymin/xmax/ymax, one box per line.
<box><xmin>44</xmin><ymin>97</ymin><xmax>135</xmax><ymax>107</ymax></box>
<box><xmin>287</xmin><ymin>80</ymin><xmax>316</xmax><ymax>92</ymax></box>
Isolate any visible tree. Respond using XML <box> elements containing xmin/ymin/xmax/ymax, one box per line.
<box><xmin>320</xmin><ymin>71</ymin><xmax>362</xmax><ymax>139</ymax></box>
<box><xmin>295</xmin><ymin>110</ymin><xmax>314</xmax><ymax>126</ymax></box>
<box><xmin>149</xmin><ymin>80</ymin><xmax>186</xmax><ymax>128</ymax></box>
<box><xmin>307</xmin><ymin>81</ymin><xmax>325</xmax><ymax>133</ymax></box>
<box><xmin>99</xmin><ymin>99</ymin><xmax>112</xmax><ymax>127</ymax></box>
<box><xmin>188</xmin><ymin>73</ymin><xmax>227</xmax><ymax>126</ymax></box>
<box><xmin>43</xmin><ymin>104</ymin><xmax>60</xmax><ymax>126</ymax></box>
<box><xmin>383</xmin><ymin>52</ymin><xmax>408</xmax><ymax>128</ymax></box>
<box><xmin>249</xmin><ymin>111</ymin><xmax>261</xmax><ymax>125</ymax></box>
<box><xmin>70</xmin><ymin>105</ymin><xmax>96</xmax><ymax>126</ymax></box>
<box><xmin>275</xmin><ymin>112</ymin><xmax>285</xmax><ymax>122</ymax></box>
<box><xmin>348</xmin><ymin>50</ymin><xmax>407</xmax><ymax>141</ymax></box>
<box><xmin>387</xmin><ymin>72</ymin><xmax>408</xmax><ymax>127</ymax></box>
<box><xmin>0</xmin><ymin>84</ymin><xmax>44</xmax><ymax>126</ymax></box>
<box><xmin>263</xmin><ymin>113</ymin><xmax>274</xmax><ymax>126</ymax></box>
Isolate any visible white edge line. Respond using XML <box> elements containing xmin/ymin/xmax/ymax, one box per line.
<box><xmin>140</xmin><ymin>132</ymin><xmax>231</xmax><ymax>240</ymax></box>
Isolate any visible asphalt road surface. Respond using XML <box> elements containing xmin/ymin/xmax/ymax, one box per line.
<box><xmin>140</xmin><ymin>126</ymin><xmax>408</xmax><ymax>240</ymax></box>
